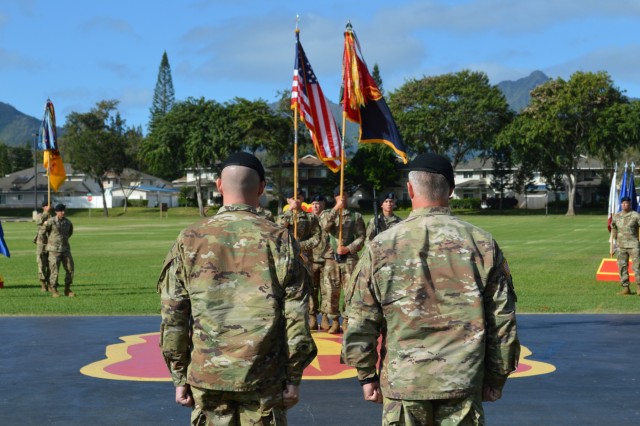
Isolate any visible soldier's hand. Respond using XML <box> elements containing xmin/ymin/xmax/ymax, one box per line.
<box><xmin>482</xmin><ymin>384</ymin><xmax>502</xmax><ymax>402</ymax></box>
<box><xmin>283</xmin><ymin>384</ymin><xmax>300</xmax><ymax>409</ymax></box>
<box><xmin>362</xmin><ymin>382</ymin><xmax>383</xmax><ymax>404</ymax></box>
<box><xmin>336</xmin><ymin>245</ymin><xmax>350</xmax><ymax>256</ymax></box>
<box><xmin>175</xmin><ymin>384</ymin><xmax>194</xmax><ymax>407</ymax></box>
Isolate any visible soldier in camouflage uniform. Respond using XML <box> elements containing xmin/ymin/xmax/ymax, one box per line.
<box><xmin>34</xmin><ymin>200</ymin><xmax>51</xmax><ymax>292</ymax></box>
<box><xmin>320</xmin><ymin>188</ymin><xmax>366</xmax><ymax>334</ymax></box>
<box><xmin>44</xmin><ymin>204</ymin><xmax>74</xmax><ymax>298</ymax></box>
<box><xmin>159</xmin><ymin>152</ymin><xmax>317</xmax><ymax>426</ymax></box>
<box><xmin>610</xmin><ymin>195</ymin><xmax>640</xmax><ymax>295</ymax></box>
<box><xmin>342</xmin><ymin>153</ymin><xmax>520</xmax><ymax>426</ymax></box>
<box><xmin>277</xmin><ymin>189</ymin><xmax>321</xmax><ymax>329</ymax></box>
<box><xmin>366</xmin><ymin>192</ymin><xmax>402</xmax><ymax>242</ymax></box>
<box><xmin>255</xmin><ymin>205</ymin><xmax>274</xmax><ymax>222</ymax></box>
<box><xmin>310</xmin><ymin>195</ymin><xmax>330</xmax><ymax>331</ymax></box>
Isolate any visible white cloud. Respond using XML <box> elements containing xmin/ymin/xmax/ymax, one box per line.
<box><xmin>79</xmin><ymin>16</ymin><xmax>138</xmax><ymax>38</ymax></box>
<box><xmin>0</xmin><ymin>47</ymin><xmax>40</xmax><ymax>70</ymax></box>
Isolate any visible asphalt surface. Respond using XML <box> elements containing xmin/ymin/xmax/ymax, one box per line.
<box><xmin>1</xmin><ymin>314</ymin><xmax>639</xmax><ymax>425</ymax></box>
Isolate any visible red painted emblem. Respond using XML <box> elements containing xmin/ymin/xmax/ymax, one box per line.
<box><xmin>81</xmin><ymin>332</ymin><xmax>553</xmax><ymax>381</ymax></box>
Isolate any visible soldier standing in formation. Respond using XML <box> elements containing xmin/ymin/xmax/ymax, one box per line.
<box><xmin>610</xmin><ymin>195</ymin><xmax>640</xmax><ymax>295</ymax></box>
<box><xmin>342</xmin><ymin>153</ymin><xmax>520</xmax><ymax>425</ymax></box>
<box><xmin>34</xmin><ymin>200</ymin><xmax>51</xmax><ymax>292</ymax></box>
<box><xmin>44</xmin><ymin>204</ymin><xmax>74</xmax><ymax>298</ymax></box>
<box><xmin>277</xmin><ymin>189</ymin><xmax>321</xmax><ymax>329</ymax></box>
<box><xmin>159</xmin><ymin>152</ymin><xmax>317</xmax><ymax>425</ymax></box>
<box><xmin>309</xmin><ymin>195</ymin><xmax>329</xmax><ymax>331</ymax></box>
<box><xmin>320</xmin><ymin>188</ymin><xmax>366</xmax><ymax>334</ymax></box>
<box><xmin>366</xmin><ymin>192</ymin><xmax>403</xmax><ymax>241</ymax></box>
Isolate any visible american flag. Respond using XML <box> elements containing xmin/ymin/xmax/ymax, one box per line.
<box><xmin>292</xmin><ymin>31</ymin><xmax>342</xmax><ymax>172</ymax></box>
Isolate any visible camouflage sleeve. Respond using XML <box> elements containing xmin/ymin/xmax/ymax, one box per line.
<box><xmin>320</xmin><ymin>208</ymin><xmax>339</xmax><ymax>233</ymax></box>
<box><xmin>281</xmin><ymin>232</ymin><xmax>318</xmax><ymax>385</ymax></box>
<box><xmin>483</xmin><ymin>241</ymin><xmax>520</xmax><ymax>391</ymax></box>
<box><xmin>69</xmin><ymin>221</ymin><xmax>73</xmax><ymax>238</ymax></box>
<box><xmin>611</xmin><ymin>217</ymin><xmax>617</xmax><ymax>240</ymax></box>
<box><xmin>299</xmin><ymin>215</ymin><xmax>321</xmax><ymax>252</ymax></box>
<box><xmin>36</xmin><ymin>212</ymin><xmax>49</xmax><ymax>226</ymax></box>
<box><xmin>346</xmin><ymin>213</ymin><xmax>366</xmax><ymax>255</ymax></box>
<box><xmin>276</xmin><ymin>211</ymin><xmax>292</xmax><ymax>229</ymax></box>
<box><xmin>158</xmin><ymin>241</ymin><xmax>192</xmax><ymax>387</ymax></box>
<box><xmin>365</xmin><ymin>217</ymin><xmax>376</xmax><ymax>242</ymax></box>
<box><xmin>342</xmin><ymin>245</ymin><xmax>383</xmax><ymax>381</ymax></box>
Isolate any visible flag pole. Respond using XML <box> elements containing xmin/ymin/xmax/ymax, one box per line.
<box><xmin>292</xmin><ymin>20</ymin><xmax>301</xmax><ymax>239</ymax></box>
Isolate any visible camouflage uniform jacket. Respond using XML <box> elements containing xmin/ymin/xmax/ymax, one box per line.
<box><xmin>35</xmin><ymin>211</ymin><xmax>51</xmax><ymax>245</ymax></box>
<box><xmin>158</xmin><ymin>204</ymin><xmax>317</xmax><ymax>391</ymax></box>
<box><xmin>611</xmin><ymin>210</ymin><xmax>640</xmax><ymax>249</ymax></box>
<box><xmin>311</xmin><ymin>211</ymin><xmax>330</xmax><ymax>263</ymax></box>
<box><xmin>342</xmin><ymin>206</ymin><xmax>520</xmax><ymax>400</ymax></box>
<box><xmin>44</xmin><ymin>216</ymin><xmax>73</xmax><ymax>253</ymax></box>
<box><xmin>320</xmin><ymin>208</ymin><xmax>366</xmax><ymax>260</ymax></box>
<box><xmin>366</xmin><ymin>213</ymin><xmax>402</xmax><ymax>241</ymax></box>
<box><xmin>277</xmin><ymin>210</ymin><xmax>321</xmax><ymax>258</ymax></box>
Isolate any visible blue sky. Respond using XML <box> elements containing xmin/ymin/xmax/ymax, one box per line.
<box><xmin>2</xmin><ymin>0</ymin><xmax>639</xmax><ymax>133</ymax></box>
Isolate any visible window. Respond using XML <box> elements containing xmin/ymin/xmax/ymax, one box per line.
<box><xmin>463</xmin><ymin>172</ymin><xmax>473</xmax><ymax>179</ymax></box>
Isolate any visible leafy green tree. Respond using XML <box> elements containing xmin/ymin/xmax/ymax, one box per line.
<box><xmin>0</xmin><ymin>142</ymin><xmax>12</xmax><ymax>176</ymax></box>
<box><xmin>371</xmin><ymin>63</ymin><xmax>384</xmax><ymax>95</ymax></box>
<box><xmin>9</xmin><ymin>144</ymin><xmax>33</xmax><ymax>171</ymax></box>
<box><xmin>61</xmin><ymin>100</ymin><xmax>134</xmax><ymax>217</ymax></box>
<box><xmin>506</xmin><ymin>71</ymin><xmax>630</xmax><ymax>215</ymax></box>
<box><xmin>345</xmin><ymin>143</ymin><xmax>400</xmax><ymax>208</ymax></box>
<box><xmin>149</xmin><ymin>51</ymin><xmax>175</xmax><ymax>132</ymax></box>
<box><xmin>389</xmin><ymin>70</ymin><xmax>512</xmax><ymax>167</ymax></box>
<box><xmin>488</xmin><ymin>146</ymin><xmax>514</xmax><ymax>211</ymax></box>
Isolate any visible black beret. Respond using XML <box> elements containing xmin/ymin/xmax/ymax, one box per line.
<box><xmin>220</xmin><ymin>152</ymin><xmax>265</xmax><ymax>182</ymax></box>
<box><xmin>311</xmin><ymin>194</ymin><xmax>324</xmax><ymax>203</ymax></box>
<box><xmin>408</xmin><ymin>153</ymin><xmax>455</xmax><ymax>189</ymax></box>
<box><xmin>383</xmin><ymin>192</ymin><xmax>395</xmax><ymax>201</ymax></box>
<box><xmin>333</xmin><ymin>187</ymin><xmax>351</xmax><ymax>197</ymax></box>
<box><xmin>621</xmin><ymin>196</ymin><xmax>631</xmax><ymax>202</ymax></box>
<box><xmin>41</xmin><ymin>200</ymin><xmax>49</xmax><ymax>207</ymax></box>
<box><xmin>284</xmin><ymin>188</ymin><xmax>303</xmax><ymax>199</ymax></box>
<box><xmin>54</xmin><ymin>203</ymin><xmax>66</xmax><ymax>212</ymax></box>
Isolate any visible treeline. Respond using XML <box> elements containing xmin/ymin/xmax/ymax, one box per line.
<box><xmin>7</xmin><ymin>51</ymin><xmax>640</xmax><ymax>217</ymax></box>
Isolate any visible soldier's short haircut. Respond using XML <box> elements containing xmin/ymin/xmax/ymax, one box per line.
<box><xmin>221</xmin><ymin>166</ymin><xmax>261</xmax><ymax>196</ymax></box>
<box><xmin>409</xmin><ymin>171</ymin><xmax>450</xmax><ymax>201</ymax></box>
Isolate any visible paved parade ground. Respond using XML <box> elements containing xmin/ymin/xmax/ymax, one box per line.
<box><xmin>1</xmin><ymin>314</ymin><xmax>639</xmax><ymax>425</ymax></box>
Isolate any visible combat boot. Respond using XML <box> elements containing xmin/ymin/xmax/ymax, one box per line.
<box><xmin>309</xmin><ymin>314</ymin><xmax>318</xmax><ymax>331</ymax></box>
<box><xmin>51</xmin><ymin>288</ymin><xmax>60</xmax><ymax>298</ymax></box>
<box><xmin>617</xmin><ymin>286</ymin><xmax>631</xmax><ymax>295</ymax></box>
<box><xmin>40</xmin><ymin>280</ymin><xmax>48</xmax><ymax>292</ymax></box>
<box><xmin>328</xmin><ymin>319</ymin><xmax>340</xmax><ymax>334</ymax></box>
<box><xmin>64</xmin><ymin>285</ymin><xmax>75</xmax><ymax>297</ymax></box>
<box><xmin>320</xmin><ymin>314</ymin><xmax>330</xmax><ymax>331</ymax></box>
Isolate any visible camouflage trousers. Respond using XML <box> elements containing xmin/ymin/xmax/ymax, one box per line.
<box><xmin>310</xmin><ymin>261</ymin><xmax>324</xmax><ymax>316</ymax></box>
<box><xmin>616</xmin><ymin>247</ymin><xmax>640</xmax><ymax>286</ymax></box>
<box><xmin>382</xmin><ymin>393</ymin><xmax>484</xmax><ymax>426</ymax></box>
<box><xmin>190</xmin><ymin>384</ymin><xmax>287</xmax><ymax>426</ymax></box>
<box><xmin>48</xmin><ymin>251</ymin><xmax>74</xmax><ymax>289</ymax></box>
<box><xmin>321</xmin><ymin>256</ymin><xmax>357</xmax><ymax>320</ymax></box>
<box><xmin>36</xmin><ymin>244</ymin><xmax>49</xmax><ymax>281</ymax></box>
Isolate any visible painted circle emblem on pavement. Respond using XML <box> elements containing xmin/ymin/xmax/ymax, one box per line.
<box><xmin>80</xmin><ymin>332</ymin><xmax>554</xmax><ymax>382</ymax></box>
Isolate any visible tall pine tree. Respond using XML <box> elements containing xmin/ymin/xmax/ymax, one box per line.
<box><xmin>149</xmin><ymin>51</ymin><xmax>175</xmax><ymax>132</ymax></box>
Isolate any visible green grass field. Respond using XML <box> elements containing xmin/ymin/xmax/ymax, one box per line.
<box><xmin>0</xmin><ymin>207</ymin><xmax>635</xmax><ymax>315</ymax></box>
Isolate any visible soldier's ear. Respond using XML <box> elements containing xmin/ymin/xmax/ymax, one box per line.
<box><xmin>257</xmin><ymin>180</ymin><xmax>266</xmax><ymax>197</ymax></box>
<box><xmin>216</xmin><ymin>178</ymin><xmax>223</xmax><ymax>194</ymax></box>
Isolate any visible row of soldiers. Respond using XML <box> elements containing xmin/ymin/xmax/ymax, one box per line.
<box><xmin>262</xmin><ymin>187</ymin><xmax>403</xmax><ymax>333</ymax></box>
<box><xmin>34</xmin><ymin>202</ymin><xmax>75</xmax><ymax>297</ymax></box>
